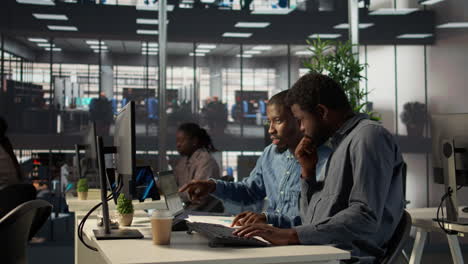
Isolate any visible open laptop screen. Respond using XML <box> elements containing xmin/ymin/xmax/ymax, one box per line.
<box><xmin>157</xmin><ymin>171</ymin><xmax>184</xmax><ymax>216</ymax></box>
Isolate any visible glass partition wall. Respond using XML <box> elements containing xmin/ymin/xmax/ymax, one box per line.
<box><xmin>1</xmin><ymin>34</ymin><xmax>301</xmax><ymax>178</ymax></box>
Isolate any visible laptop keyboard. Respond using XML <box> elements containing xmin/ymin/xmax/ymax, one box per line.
<box><xmin>186</xmin><ymin>222</ymin><xmax>270</xmax><ymax>247</ymax></box>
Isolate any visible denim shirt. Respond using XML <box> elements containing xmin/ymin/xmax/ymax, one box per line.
<box><xmin>212</xmin><ymin>144</ymin><xmax>332</xmax><ymax>228</ymax></box>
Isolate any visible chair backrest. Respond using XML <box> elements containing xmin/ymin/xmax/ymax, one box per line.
<box><xmin>380</xmin><ymin>210</ymin><xmax>412</xmax><ymax>264</ymax></box>
<box><xmin>0</xmin><ymin>184</ymin><xmax>37</xmax><ymax>219</ymax></box>
<box><xmin>0</xmin><ymin>199</ymin><xmax>52</xmax><ymax>264</ymax></box>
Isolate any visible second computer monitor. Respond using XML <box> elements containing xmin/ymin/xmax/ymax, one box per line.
<box><xmin>114</xmin><ymin>101</ymin><xmax>136</xmax><ymax>199</ymax></box>
<box><xmin>431</xmin><ymin>113</ymin><xmax>468</xmax><ymax>185</ymax></box>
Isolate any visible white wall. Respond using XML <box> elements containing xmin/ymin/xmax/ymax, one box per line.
<box><xmin>364</xmin><ymin>0</ymin><xmax>468</xmax><ymax>208</ymax></box>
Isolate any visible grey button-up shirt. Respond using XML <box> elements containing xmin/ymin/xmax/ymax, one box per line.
<box><xmin>294</xmin><ymin>114</ymin><xmax>404</xmax><ymax>263</ymax></box>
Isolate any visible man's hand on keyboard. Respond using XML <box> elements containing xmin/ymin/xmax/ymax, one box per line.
<box><xmin>231</xmin><ymin>211</ymin><xmax>267</xmax><ymax>227</ymax></box>
<box><xmin>232</xmin><ymin>224</ymin><xmax>300</xmax><ymax>246</ymax></box>
<box><xmin>179</xmin><ymin>180</ymin><xmax>216</xmax><ymax>202</ymax></box>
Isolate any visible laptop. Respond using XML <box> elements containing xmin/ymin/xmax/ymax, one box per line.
<box><xmin>157</xmin><ymin>171</ymin><xmax>188</xmax><ymax>225</ymax></box>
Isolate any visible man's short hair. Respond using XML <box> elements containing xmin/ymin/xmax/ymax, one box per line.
<box><xmin>286</xmin><ymin>73</ymin><xmax>351</xmax><ymax>113</ymax></box>
<box><xmin>268</xmin><ymin>90</ymin><xmax>289</xmax><ymax>107</ymax></box>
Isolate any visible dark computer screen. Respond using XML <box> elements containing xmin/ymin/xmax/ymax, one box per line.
<box><xmin>134</xmin><ymin>166</ymin><xmax>160</xmax><ymax>202</ymax></box>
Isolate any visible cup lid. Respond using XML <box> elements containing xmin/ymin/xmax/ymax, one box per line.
<box><xmin>152</xmin><ymin>209</ymin><xmax>173</xmax><ymax>219</ymax></box>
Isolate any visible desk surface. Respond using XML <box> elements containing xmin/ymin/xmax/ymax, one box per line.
<box><xmin>407</xmin><ymin>206</ymin><xmax>468</xmax><ymax>233</ymax></box>
<box><xmin>67</xmin><ymin>196</ymin><xmax>167</xmax><ymax>213</ymax></box>
<box><xmin>82</xmin><ymin>217</ymin><xmax>350</xmax><ymax>264</ymax></box>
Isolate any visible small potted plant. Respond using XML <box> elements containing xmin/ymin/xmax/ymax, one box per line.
<box><xmin>400</xmin><ymin>102</ymin><xmax>427</xmax><ymax>137</ymax></box>
<box><xmin>77</xmin><ymin>178</ymin><xmax>89</xmax><ymax>200</ymax></box>
<box><xmin>116</xmin><ymin>193</ymin><xmax>134</xmax><ymax>226</ymax></box>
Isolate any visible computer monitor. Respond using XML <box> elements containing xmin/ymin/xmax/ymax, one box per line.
<box><xmin>431</xmin><ymin>114</ymin><xmax>468</xmax><ymax>224</ymax></box>
<box><xmin>74</xmin><ymin>122</ymin><xmax>97</xmax><ymax>179</ymax></box>
<box><xmin>114</xmin><ymin>101</ymin><xmax>136</xmax><ymax>199</ymax></box>
<box><xmin>93</xmin><ymin>100</ymin><xmax>142</xmax><ymax>240</ymax></box>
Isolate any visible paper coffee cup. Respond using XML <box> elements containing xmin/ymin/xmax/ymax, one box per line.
<box><xmin>151</xmin><ymin>210</ymin><xmax>173</xmax><ymax>245</ymax></box>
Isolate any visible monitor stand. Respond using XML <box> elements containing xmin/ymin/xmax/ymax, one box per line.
<box><xmin>93</xmin><ymin>136</ymin><xmax>143</xmax><ymax>240</ymax></box>
<box><xmin>93</xmin><ymin>228</ymin><xmax>143</xmax><ymax>240</ymax></box>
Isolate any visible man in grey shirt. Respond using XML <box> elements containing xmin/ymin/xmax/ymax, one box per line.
<box><xmin>234</xmin><ymin>73</ymin><xmax>404</xmax><ymax>264</ymax></box>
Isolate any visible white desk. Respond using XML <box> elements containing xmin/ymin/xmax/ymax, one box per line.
<box><xmin>67</xmin><ymin>197</ymin><xmax>167</xmax><ymax>264</ymax></box>
<box><xmin>77</xmin><ymin>216</ymin><xmax>350</xmax><ymax>264</ymax></box>
<box><xmin>408</xmin><ymin>207</ymin><xmax>468</xmax><ymax>264</ymax></box>
<box><xmin>66</xmin><ymin>196</ymin><xmax>167</xmax><ymax>213</ymax></box>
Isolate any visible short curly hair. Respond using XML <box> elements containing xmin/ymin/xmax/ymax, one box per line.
<box><xmin>286</xmin><ymin>73</ymin><xmax>351</xmax><ymax>113</ymax></box>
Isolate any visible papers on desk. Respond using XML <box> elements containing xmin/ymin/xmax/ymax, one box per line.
<box><xmin>186</xmin><ymin>215</ymin><xmax>235</xmax><ymax>227</ymax></box>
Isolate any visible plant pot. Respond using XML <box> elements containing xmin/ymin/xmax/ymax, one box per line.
<box><xmin>77</xmin><ymin>191</ymin><xmax>88</xmax><ymax>200</ymax></box>
<box><xmin>406</xmin><ymin>124</ymin><xmax>424</xmax><ymax>137</ymax></box>
<box><xmin>118</xmin><ymin>213</ymin><xmax>134</xmax><ymax>226</ymax></box>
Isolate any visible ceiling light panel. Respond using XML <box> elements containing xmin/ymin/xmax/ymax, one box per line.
<box><xmin>197</xmin><ymin>44</ymin><xmax>216</xmax><ymax>49</ymax></box>
<box><xmin>334</xmin><ymin>23</ymin><xmax>375</xmax><ymax>29</ymax></box>
<box><xmin>137</xmin><ymin>18</ymin><xmax>158</xmax><ymax>25</ymax></box>
<box><xmin>37</xmin><ymin>43</ymin><xmax>54</xmax><ymax>47</ymax></box>
<box><xmin>369</xmin><ymin>8</ymin><xmax>418</xmax><ymax>15</ymax></box>
<box><xmin>236</xmin><ymin>54</ymin><xmax>253</xmax><ymax>58</ymax></box>
<box><xmin>437</xmin><ymin>22</ymin><xmax>468</xmax><ymax>28</ymax></box>
<box><xmin>28</xmin><ymin>38</ymin><xmax>48</xmax><ymax>42</ymax></box>
<box><xmin>142</xmin><ymin>42</ymin><xmax>159</xmax><ymax>47</ymax></box>
<box><xmin>295</xmin><ymin>50</ymin><xmax>314</xmax><ymax>56</ymax></box>
<box><xmin>17</xmin><ymin>0</ymin><xmax>55</xmax><ymax>5</ymax></box>
<box><xmin>222</xmin><ymin>32</ymin><xmax>252</xmax><ymax>38</ymax></box>
<box><xmin>419</xmin><ymin>0</ymin><xmax>445</xmax><ymax>5</ymax></box>
<box><xmin>86</xmin><ymin>40</ymin><xmax>105</xmax><ymax>45</ymax></box>
<box><xmin>251</xmin><ymin>8</ymin><xmax>294</xmax><ymax>15</ymax></box>
<box><xmin>33</xmin><ymin>13</ymin><xmax>68</xmax><ymax>20</ymax></box>
<box><xmin>47</xmin><ymin>25</ymin><xmax>78</xmax><ymax>31</ymax></box>
<box><xmin>189</xmin><ymin>53</ymin><xmax>205</xmax><ymax>56</ymax></box>
<box><xmin>244</xmin><ymin>50</ymin><xmax>262</xmax><ymax>54</ymax></box>
<box><xmin>396</xmin><ymin>33</ymin><xmax>433</xmax><ymax>39</ymax></box>
<box><xmin>137</xmin><ymin>29</ymin><xmax>159</xmax><ymax>35</ymax></box>
<box><xmin>90</xmin><ymin>45</ymin><xmax>108</xmax><ymax>49</ymax></box>
<box><xmin>45</xmin><ymin>48</ymin><xmax>62</xmax><ymax>51</ymax></box>
<box><xmin>309</xmin><ymin>34</ymin><xmax>341</xmax><ymax>39</ymax></box>
<box><xmin>235</xmin><ymin>22</ymin><xmax>270</xmax><ymax>28</ymax></box>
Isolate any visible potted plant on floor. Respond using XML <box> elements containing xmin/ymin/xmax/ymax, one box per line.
<box><xmin>116</xmin><ymin>193</ymin><xmax>134</xmax><ymax>226</ymax></box>
<box><xmin>400</xmin><ymin>101</ymin><xmax>427</xmax><ymax>137</ymax></box>
<box><xmin>77</xmin><ymin>178</ymin><xmax>88</xmax><ymax>200</ymax></box>
<box><xmin>303</xmin><ymin>38</ymin><xmax>380</xmax><ymax>121</ymax></box>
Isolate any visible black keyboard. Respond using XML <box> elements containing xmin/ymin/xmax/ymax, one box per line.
<box><xmin>186</xmin><ymin>222</ymin><xmax>270</xmax><ymax>247</ymax></box>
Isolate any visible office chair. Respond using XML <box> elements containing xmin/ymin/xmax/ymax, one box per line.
<box><xmin>380</xmin><ymin>210</ymin><xmax>412</xmax><ymax>264</ymax></box>
<box><xmin>0</xmin><ymin>183</ymin><xmax>37</xmax><ymax>219</ymax></box>
<box><xmin>0</xmin><ymin>199</ymin><xmax>52</xmax><ymax>264</ymax></box>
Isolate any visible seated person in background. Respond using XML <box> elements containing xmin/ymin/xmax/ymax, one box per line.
<box><xmin>179</xmin><ymin>91</ymin><xmax>332</xmax><ymax>228</ymax></box>
<box><xmin>234</xmin><ymin>73</ymin><xmax>405</xmax><ymax>264</ymax></box>
<box><xmin>0</xmin><ymin>117</ymin><xmax>23</xmax><ymax>190</ymax></box>
<box><xmin>32</xmin><ymin>178</ymin><xmax>52</xmax><ymax>201</ymax></box>
<box><xmin>174</xmin><ymin>123</ymin><xmax>223</xmax><ymax>212</ymax></box>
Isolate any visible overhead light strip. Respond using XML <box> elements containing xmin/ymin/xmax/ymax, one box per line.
<box><xmin>437</xmin><ymin>22</ymin><xmax>468</xmax><ymax>28</ymax></box>
<box><xmin>47</xmin><ymin>25</ymin><xmax>78</xmax><ymax>31</ymax></box>
<box><xmin>419</xmin><ymin>0</ymin><xmax>445</xmax><ymax>5</ymax></box>
<box><xmin>17</xmin><ymin>0</ymin><xmax>55</xmax><ymax>6</ymax></box>
<box><xmin>334</xmin><ymin>23</ymin><xmax>375</xmax><ymax>29</ymax></box>
<box><xmin>137</xmin><ymin>29</ymin><xmax>159</xmax><ymax>35</ymax></box>
<box><xmin>222</xmin><ymin>32</ymin><xmax>252</xmax><ymax>38</ymax></box>
<box><xmin>369</xmin><ymin>8</ymin><xmax>418</xmax><ymax>15</ymax></box>
<box><xmin>235</xmin><ymin>22</ymin><xmax>270</xmax><ymax>28</ymax></box>
<box><xmin>251</xmin><ymin>8</ymin><xmax>294</xmax><ymax>15</ymax></box>
<box><xmin>33</xmin><ymin>13</ymin><xmax>68</xmax><ymax>20</ymax></box>
<box><xmin>28</xmin><ymin>38</ymin><xmax>48</xmax><ymax>43</ymax></box>
<box><xmin>396</xmin><ymin>33</ymin><xmax>433</xmax><ymax>39</ymax></box>
<box><xmin>309</xmin><ymin>34</ymin><xmax>341</xmax><ymax>39</ymax></box>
